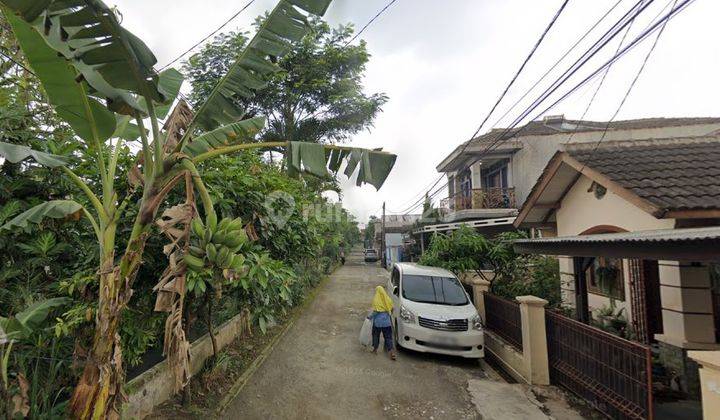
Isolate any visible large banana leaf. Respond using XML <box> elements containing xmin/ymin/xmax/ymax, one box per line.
<box><xmin>0</xmin><ymin>200</ymin><xmax>83</xmax><ymax>232</ymax></box>
<box><xmin>182</xmin><ymin>116</ymin><xmax>266</xmax><ymax>157</ymax></box>
<box><xmin>286</xmin><ymin>142</ymin><xmax>396</xmax><ymax>190</ymax></box>
<box><xmin>0</xmin><ymin>141</ymin><xmax>69</xmax><ymax>167</ymax></box>
<box><xmin>0</xmin><ymin>298</ymin><xmax>70</xmax><ymax>342</ymax></box>
<box><xmin>4</xmin><ymin>10</ymin><xmax>117</xmax><ymax>144</ymax></box>
<box><xmin>116</xmin><ymin>69</ymin><xmax>184</xmax><ymax>141</ymax></box>
<box><xmin>141</xmin><ymin>68</ymin><xmax>184</xmax><ymax>120</ymax></box>
<box><xmin>190</xmin><ymin>0</ymin><xmax>332</xmax><ymax>131</ymax></box>
<box><xmin>1</xmin><ymin>0</ymin><xmax>166</xmax><ymax>115</ymax></box>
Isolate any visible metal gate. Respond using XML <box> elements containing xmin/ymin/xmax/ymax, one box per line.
<box><xmin>546</xmin><ymin>310</ymin><xmax>653</xmax><ymax>419</ymax></box>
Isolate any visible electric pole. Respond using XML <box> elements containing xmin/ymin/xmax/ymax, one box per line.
<box><xmin>381</xmin><ymin>202</ymin><xmax>386</xmax><ymax>269</ymax></box>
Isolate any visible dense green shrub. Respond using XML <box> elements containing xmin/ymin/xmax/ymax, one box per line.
<box><xmin>0</xmin><ymin>5</ymin><xmax>364</xmax><ymax>413</ymax></box>
<box><xmin>419</xmin><ymin>227</ymin><xmax>561</xmax><ymax>307</ymax></box>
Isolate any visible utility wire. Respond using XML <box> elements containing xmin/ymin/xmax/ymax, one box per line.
<box><xmin>157</xmin><ymin>0</ymin><xmax>257</xmax><ymax>71</ymax></box>
<box><xmin>466</xmin><ymin>0</ymin><xmax>570</xmax><ymax>145</ymax></box>
<box><xmin>0</xmin><ymin>48</ymin><xmax>34</xmax><ymax>76</ymax></box>
<box><xmin>393</xmin><ymin>0</ymin><xmax>571</xmax><ymax>216</ymax></box>
<box><xmin>473</xmin><ymin>0</ymin><xmax>663</xmax><ymax>160</ymax></box>
<box><xmin>477</xmin><ymin>0</ymin><xmax>655</xmax><ymax>157</ymax></box>
<box><xmin>492</xmin><ymin>0</ymin><xmax>693</xmax><ymax>153</ymax></box>
<box><xmin>578</xmin><ymin>0</ymin><xmax>679</xmax><ymax>171</ymax></box>
<box><xmin>344</xmin><ymin>0</ymin><xmax>399</xmax><ymax>47</ymax></box>
<box><xmin>489</xmin><ymin>0</ymin><xmax>624</xmax><ymax>130</ymax></box>
<box><xmin>387</xmin><ymin>174</ymin><xmax>444</xmax><ymax>214</ymax></box>
<box><xmin>565</xmin><ymin>0</ymin><xmax>674</xmax><ymax>145</ymax></box>
<box><xmin>398</xmin><ymin>179</ymin><xmax>448</xmax><ymax>215</ymax></box>
<box><xmin>403</xmin><ymin>0</ymin><xmax>685</xmax><ymax>215</ymax></box>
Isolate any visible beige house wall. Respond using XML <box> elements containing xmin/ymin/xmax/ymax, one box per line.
<box><xmin>552</xmin><ymin>175</ymin><xmax>719</xmax><ymax>352</ymax></box>
<box><xmin>555</xmin><ymin>176</ymin><xmax>674</xmax><ymax>321</ymax></box>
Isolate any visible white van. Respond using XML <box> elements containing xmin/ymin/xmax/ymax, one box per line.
<box><xmin>387</xmin><ymin>263</ymin><xmax>484</xmax><ymax>358</ymax></box>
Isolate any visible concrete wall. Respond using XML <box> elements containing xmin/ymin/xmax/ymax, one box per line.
<box><xmin>483</xmin><ymin>295</ymin><xmax>549</xmax><ymax>386</ymax></box>
<box><xmin>122</xmin><ymin>311</ymin><xmax>251</xmax><ymax>419</ymax></box>
<box><xmin>689</xmin><ymin>351</ymin><xmax>720</xmax><ymax>419</ymax></box>
<box><xmin>554</xmin><ymin>176</ymin><xmax>674</xmax><ymax>319</ymax></box>
<box><xmin>485</xmin><ymin>331</ymin><xmax>528</xmax><ymax>383</ymax></box>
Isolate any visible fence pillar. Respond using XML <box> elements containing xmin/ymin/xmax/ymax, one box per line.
<box><xmin>516</xmin><ymin>295</ymin><xmax>550</xmax><ymax>385</ymax></box>
<box><xmin>470</xmin><ymin>278</ymin><xmax>491</xmax><ymax>321</ymax></box>
<box><xmin>689</xmin><ymin>351</ymin><xmax>720</xmax><ymax>419</ymax></box>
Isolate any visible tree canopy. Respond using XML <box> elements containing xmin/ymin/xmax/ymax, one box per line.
<box><xmin>183</xmin><ymin>19</ymin><xmax>388</xmax><ymax>144</ymax></box>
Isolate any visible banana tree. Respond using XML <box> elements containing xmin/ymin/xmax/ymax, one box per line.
<box><xmin>0</xmin><ymin>0</ymin><xmax>396</xmax><ymax>418</ymax></box>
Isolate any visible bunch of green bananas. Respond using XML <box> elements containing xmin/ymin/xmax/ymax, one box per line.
<box><xmin>183</xmin><ymin>213</ymin><xmax>248</xmax><ymax>274</ymax></box>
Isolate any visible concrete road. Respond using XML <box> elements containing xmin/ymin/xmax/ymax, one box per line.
<box><xmin>224</xmin><ymin>249</ymin><xmax>486</xmax><ymax>419</ymax></box>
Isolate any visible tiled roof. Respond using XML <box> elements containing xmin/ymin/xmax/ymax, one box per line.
<box><xmin>466</xmin><ymin>117</ymin><xmax>720</xmax><ymax>147</ymax></box>
<box><xmin>566</xmin><ymin>138</ymin><xmax>720</xmax><ymax>212</ymax></box>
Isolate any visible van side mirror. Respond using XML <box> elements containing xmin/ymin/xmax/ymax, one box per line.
<box><xmin>392</xmin><ymin>286</ymin><xmax>399</xmax><ymax>296</ymax></box>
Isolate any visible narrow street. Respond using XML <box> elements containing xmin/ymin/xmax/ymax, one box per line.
<box><xmin>224</xmin><ymin>249</ymin><xmax>577</xmax><ymax>419</ymax></box>
<box><xmin>225</xmin><ymin>248</ymin><xmax>480</xmax><ymax>418</ymax></box>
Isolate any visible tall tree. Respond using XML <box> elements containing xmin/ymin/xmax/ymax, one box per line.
<box><xmin>184</xmin><ymin>19</ymin><xmax>388</xmax><ymax>145</ymax></box>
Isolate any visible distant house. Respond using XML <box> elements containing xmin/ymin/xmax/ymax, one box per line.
<box><xmin>514</xmin><ymin>137</ymin><xmax>720</xmax><ymax>397</ymax></box>
<box><xmin>373</xmin><ymin>214</ymin><xmax>421</xmax><ymax>267</ymax></box>
<box><xmin>418</xmin><ymin>116</ymin><xmax>720</xmax><ymax>242</ymax></box>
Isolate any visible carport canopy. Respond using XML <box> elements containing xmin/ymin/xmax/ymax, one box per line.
<box><xmin>513</xmin><ymin>226</ymin><xmax>720</xmax><ymax>262</ymax></box>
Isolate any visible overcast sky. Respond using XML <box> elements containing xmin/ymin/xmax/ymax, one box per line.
<box><xmin>112</xmin><ymin>0</ymin><xmax>720</xmax><ymax>226</ymax></box>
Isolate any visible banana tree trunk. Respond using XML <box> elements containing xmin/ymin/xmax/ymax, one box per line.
<box><xmin>68</xmin><ymin>258</ymin><xmax>127</xmax><ymax>419</ymax></box>
<box><xmin>68</xmin><ymin>175</ymin><xmax>183</xmax><ymax>419</ymax></box>
<box><xmin>68</xmin><ymin>240</ymin><xmax>145</xmax><ymax>418</ymax></box>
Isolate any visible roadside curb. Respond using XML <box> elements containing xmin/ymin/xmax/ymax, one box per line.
<box><xmin>214</xmin><ymin>270</ymin><xmax>335</xmax><ymax>415</ymax></box>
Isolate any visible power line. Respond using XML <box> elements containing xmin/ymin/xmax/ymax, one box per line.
<box><xmin>387</xmin><ymin>174</ymin><xmax>444</xmax><ymax>214</ymax></box>
<box><xmin>344</xmin><ymin>0</ymin><xmax>399</xmax><ymax>47</ymax></box>
<box><xmin>393</xmin><ymin>0</ymin><xmax>571</xmax><ymax>216</ymax></box>
<box><xmin>403</xmin><ymin>0</ymin><xmax>684</xmax><ymax>215</ymax></box>
<box><xmin>396</xmin><ymin>178</ymin><xmax>448</xmax><ymax>215</ymax></box>
<box><xmin>472</xmin><ymin>0</ymin><xmax>693</xmax><ymax>189</ymax></box>
<box><xmin>579</xmin><ymin>0</ymin><xmax>679</xmax><ymax>170</ymax></box>
<box><xmin>565</xmin><ymin>0</ymin><xmax>674</xmax><ymax>145</ymax></box>
<box><xmin>0</xmin><ymin>48</ymin><xmax>35</xmax><ymax>76</ymax></box>
<box><xmin>474</xmin><ymin>0</ymin><xmax>662</xmax><ymax>159</ymax></box>
<box><xmin>489</xmin><ymin>0</ymin><xmax>624</xmax><ymax>130</ymax></box>
<box><xmin>467</xmin><ymin>0</ymin><xmax>570</xmax><ymax>144</ymax></box>
<box><xmin>516</xmin><ymin>0</ymin><xmax>692</xmax><ymax>135</ymax></box>
<box><xmin>157</xmin><ymin>0</ymin><xmax>257</xmax><ymax>71</ymax></box>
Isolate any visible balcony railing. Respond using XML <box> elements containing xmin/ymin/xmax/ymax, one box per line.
<box><xmin>440</xmin><ymin>187</ymin><xmax>516</xmax><ymax>213</ymax></box>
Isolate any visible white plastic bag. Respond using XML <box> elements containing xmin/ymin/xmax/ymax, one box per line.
<box><xmin>359</xmin><ymin>318</ymin><xmax>372</xmax><ymax>347</ymax></box>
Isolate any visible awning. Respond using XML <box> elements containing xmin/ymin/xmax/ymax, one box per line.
<box><xmin>513</xmin><ymin>226</ymin><xmax>720</xmax><ymax>261</ymax></box>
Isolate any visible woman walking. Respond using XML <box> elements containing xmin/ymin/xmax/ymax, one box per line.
<box><xmin>368</xmin><ymin>285</ymin><xmax>396</xmax><ymax>360</ymax></box>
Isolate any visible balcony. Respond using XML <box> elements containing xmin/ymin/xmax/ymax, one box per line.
<box><xmin>439</xmin><ymin>188</ymin><xmax>517</xmax><ymax>221</ymax></box>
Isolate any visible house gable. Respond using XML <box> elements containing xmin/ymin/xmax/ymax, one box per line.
<box><xmin>556</xmin><ymin>176</ymin><xmax>674</xmax><ymax>237</ymax></box>
<box><xmin>515</xmin><ymin>138</ymin><xmax>720</xmax><ymax>227</ymax></box>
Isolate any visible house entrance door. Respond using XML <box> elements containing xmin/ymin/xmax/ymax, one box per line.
<box><xmin>628</xmin><ymin>260</ymin><xmax>663</xmax><ymax>344</ymax></box>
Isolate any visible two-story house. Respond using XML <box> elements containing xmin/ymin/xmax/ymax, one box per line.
<box><xmin>420</xmin><ymin>116</ymin><xmax>720</xmax><ymax>240</ymax></box>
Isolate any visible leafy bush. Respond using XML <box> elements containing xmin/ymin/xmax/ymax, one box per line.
<box><xmin>419</xmin><ymin>227</ymin><xmax>561</xmax><ymax>307</ymax></box>
<box><xmin>491</xmin><ymin>255</ymin><xmax>562</xmax><ymax>308</ymax></box>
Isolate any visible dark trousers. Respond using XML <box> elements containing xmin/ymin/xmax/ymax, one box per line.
<box><xmin>372</xmin><ymin>326</ymin><xmax>393</xmax><ymax>351</ymax></box>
